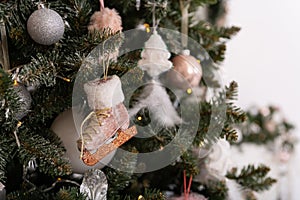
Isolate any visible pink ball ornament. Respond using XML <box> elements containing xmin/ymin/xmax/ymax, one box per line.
<box><xmin>166</xmin><ymin>50</ymin><xmax>202</xmax><ymax>90</ymax></box>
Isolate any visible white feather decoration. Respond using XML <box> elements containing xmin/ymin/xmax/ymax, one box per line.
<box><xmin>129</xmin><ymin>80</ymin><xmax>182</xmax><ymax>127</ymax></box>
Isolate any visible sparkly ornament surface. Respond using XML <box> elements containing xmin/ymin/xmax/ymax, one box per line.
<box><xmin>14</xmin><ymin>83</ymin><xmax>32</xmax><ymax>120</ymax></box>
<box><xmin>80</xmin><ymin>169</ymin><xmax>108</xmax><ymax>200</ymax></box>
<box><xmin>27</xmin><ymin>8</ymin><xmax>65</xmax><ymax>45</ymax></box>
<box><xmin>166</xmin><ymin>50</ymin><xmax>202</xmax><ymax>90</ymax></box>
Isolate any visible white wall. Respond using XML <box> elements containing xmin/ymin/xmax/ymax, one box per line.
<box><xmin>223</xmin><ymin>0</ymin><xmax>300</xmax><ymax>199</ymax></box>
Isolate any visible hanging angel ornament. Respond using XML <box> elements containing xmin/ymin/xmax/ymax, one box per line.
<box><xmin>129</xmin><ymin>20</ymin><xmax>181</xmax><ymax>127</ymax></box>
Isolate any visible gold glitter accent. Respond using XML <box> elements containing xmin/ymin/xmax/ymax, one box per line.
<box><xmin>95</xmin><ymin>108</ymin><xmax>111</xmax><ymax>126</ymax></box>
<box><xmin>82</xmin><ymin>126</ymin><xmax>138</xmax><ymax>166</ymax></box>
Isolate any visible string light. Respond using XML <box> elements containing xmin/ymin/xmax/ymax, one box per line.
<box><xmin>144</xmin><ymin>23</ymin><xmax>151</xmax><ymax>33</ymax></box>
<box><xmin>138</xmin><ymin>195</ymin><xmax>145</xmax><ymax>200</ymax></box>
<box><xmin>13</xmin><ymin>79</ymin><xmax>18</xmax><ymax>86</ymax></box>
<box><xmin>137</xmin><ymin>116</ymin><xmax>142</xmax><ymax>121</ymax></box>
<box><xmin>56</xmin><ymin>75</ymin><xmax>71</xmax><ymax>82</ymax></box>
<box><xmin>17</xmin><ymin>121</ymin><xmax>22</xmax><ymax>127</ymax></box>
<box><xmin>186</xmin><ymin>88</ymin><xmax>192</xmax><ymax>94</ymax></box>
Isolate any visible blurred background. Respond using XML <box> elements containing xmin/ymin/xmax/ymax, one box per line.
<box><xmin>223</xmin><ymin>0</ymin><xmax>300</xmax><ymax>199</ymax></box>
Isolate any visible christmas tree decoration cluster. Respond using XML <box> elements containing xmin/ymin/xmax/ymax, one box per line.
<box><xmin>0</xmin><ymin>0</ymin><xmax>294</xmax><ymax>199</ymax></box>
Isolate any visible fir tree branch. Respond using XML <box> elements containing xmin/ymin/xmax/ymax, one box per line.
<box><xmin>226</xmin><ymin>164</ymin><xmax>277</xmax><ymax>192</ymax></box>
<box><xmin>18</xmin><ymin>130</ymin><xmax>72</xmax><ymax>177</ymax></box>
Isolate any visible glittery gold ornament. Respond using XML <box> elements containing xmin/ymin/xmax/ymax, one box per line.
<box><xmin>27</xmin><ymin>8</ymin><xmax>65</xmax><ymax>45</ymax></box>
<box><xmin>166</xmin><ymin>50</ymin><xmax>202</xmax><ymax>90</ymax></box>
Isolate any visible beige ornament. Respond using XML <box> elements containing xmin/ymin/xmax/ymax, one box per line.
<box><xmin>51</xmin><ymin>109</ymin><xmax>115</xmax><ymax>174</ymax></box>
<box><xmin>166</xmin><ymin>50</ymin><xmax>202</xmax><ymax>90</ymax></box>
<box><xmin>84</xmin><ymin>75</ymin><xmax>124</xmax><ymax>110</ymax></box>
<box><xmin>79</xmin><ymin>75</ymin><xmax>137</xmax><ymax>166</ymax></box>
<box><xmin>138</xmin><ymin>31</ymin><xmax>172</xmax><ymax>77</ymax></box>
<box><xmin>88</xmin><ymin>8</ymin><xmax>122</xmax><ymax>35</ymax></box>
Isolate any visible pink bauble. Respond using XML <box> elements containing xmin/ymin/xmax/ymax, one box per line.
<box><xmin>166</xmin><ymin>51</ymin><xmax>202</xmax><ymax>90</ymax></box>
<box><xmin>88</xmin><ymin>8</ymin><xmax>122</xmax><ymax>34</ymax></box>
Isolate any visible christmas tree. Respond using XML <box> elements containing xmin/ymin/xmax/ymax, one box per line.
<box><xmin>0</xmin><ymin>0</ymin><xmax>283</xmax><ymax>199</ymax></box>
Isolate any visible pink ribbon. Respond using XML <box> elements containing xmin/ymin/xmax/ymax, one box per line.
<box><xmin>99</xmin><ymin>0</ymin><xmax>105</xmax><ymax>10</ymax></box>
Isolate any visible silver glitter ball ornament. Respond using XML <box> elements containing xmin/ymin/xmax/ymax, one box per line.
<box><xmin>27</xmin><ymin>8</ymin><xmax>65</xmax><ymax>45</ymax></box>
<box><xmin>14</xmin><ymin>83</ymin><xmax>32</xmax><ymax>120</ymax></box>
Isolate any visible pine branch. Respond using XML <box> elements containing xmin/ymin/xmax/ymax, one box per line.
<box><xmin>226</xmin><ymin>164</ymin><xmax>277</xmax><ymax>192</ymax></box>
<box><xmin>104</xmin><ymin>147</ymin><xmax>138</xmax><ymax>198</ymax></box>
<box><xmin>219</xmin><ymin>81</ymin><xmax>246</xmax><ymax>142</ymax></box>
<box><xmin>18</xmin><ymin>53</ymin><xmax>58</xmax><ymax>88</ymax></box>
<box><xmin>55</xmin><ymin>187</ymin><xmax>86</xmax><ymax>200</ymax></box>
<box><xmin>190</xmin><ymin>24</ymin><xmax>240</xmax><ymax>63</ymax></box>
<box><xmin>201</xmin><ymin>180</ymin><xmax>228</xmax><ymax>200</ymax></box>
<box><xmin>18</xmin><ymin>130</ymin><xmax>72</xmax><ymax>177</ymax></box>
<box><xmin>0</xmin><ymin>137</ymin><xmax>17</xmax><ymax>183</ymax></box>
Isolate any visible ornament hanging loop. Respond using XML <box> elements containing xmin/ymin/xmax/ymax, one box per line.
<box><xmin>146</xmin><ymin>1</ymin><xmax>166</xmax><ymax>31</ymax></box>
<box><xmin>37</xmin><ymin>0</ymin><xmax>46</xmax><ymax>9</ymax></box>
<box><xmin>99</xmin><ymin>0</ymin><xmax>105</xmax><ymax>10</ymax></box>
<box><xmin>0</xmin><ymin>19</ymin><xmax>10</xmax><ymax>70</ymax></box>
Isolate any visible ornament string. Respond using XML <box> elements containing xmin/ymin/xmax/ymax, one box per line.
<box><xmin>152</xmin><ymin>2</ymin><xmax>157</xmax><ymax>31</ymax></box>
<box><xmin>0</xmin><ymin>20</ymin><xmax>10</xmax><ymax>70</ymax></box>
<box><xmin>79</xmin><ymin>111</ymin><xmax>95</xmax><ymax>159</ymax></box>
<box><xmin>101</xmin><ymin>40</ymin><xmax>110</xmax><ymax>80</ymax></box>
<box><xmin>183</xmin><ymin>170</ymin><xmax>193</xmax><ymax>200</ymax></box>
<box><xmin>179</xmin><ymin>0</ymin><xmax>190</xmax><ymax>48</ymax></box>
<box><xmin>99</xmin><ymin>0</ymin><xmax>105</xmax><ymax>10</ymax></box>
<box><xmin>146</xmin><ymin>1</ymin><xmax>161</xmax><ymax>32</ymax></box>
<box><xmin>13</xmin><ymin>121</ymin><xmax>22</xmax><ymax>148</ymax></box>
